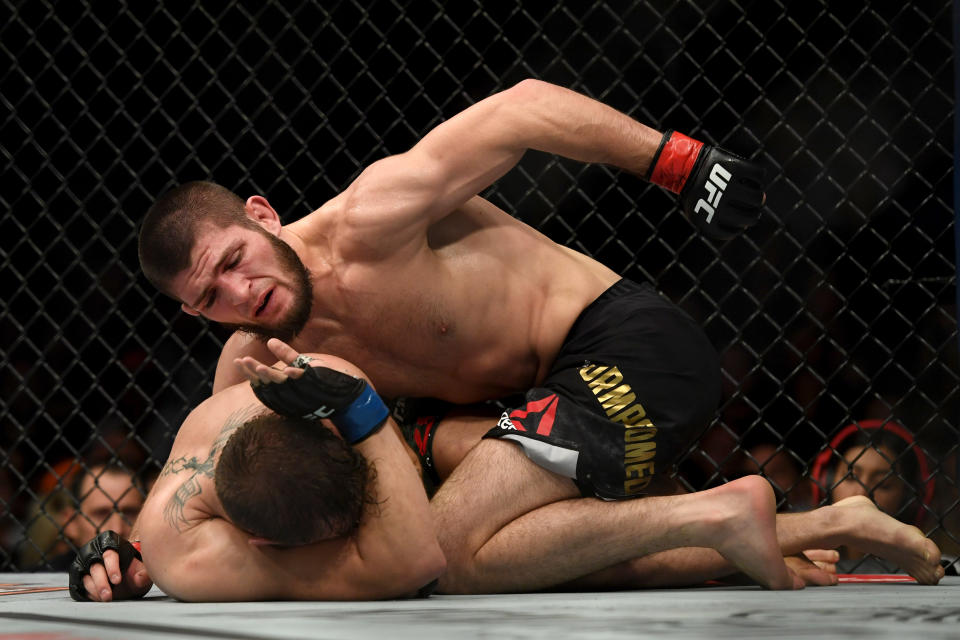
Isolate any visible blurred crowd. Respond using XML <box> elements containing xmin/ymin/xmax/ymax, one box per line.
<box><xmin>3</xmin><ymin>429</ymin><xmax>159</xmax><ymax>572</ymax></box>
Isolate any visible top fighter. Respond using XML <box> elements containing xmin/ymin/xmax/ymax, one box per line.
<box><xmin>72</xmin><ymin>81</ymin><xmax>946</xmax><ymax>600</ymax></box>
<box><xmin>137</xmin><ymin>79</ymin><xmax>764</xmax><ymax>502</ymax></box>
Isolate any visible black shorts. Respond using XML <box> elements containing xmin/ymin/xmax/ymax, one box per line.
<box><xmin>392</xmin><ymin>397</ymin><xmax>450</xmax><ymax>498</ymax></box>
<box><xmin>483</xmin><ymin>278</ymin><xmax>720</xmax><ymax>500</ymax></box>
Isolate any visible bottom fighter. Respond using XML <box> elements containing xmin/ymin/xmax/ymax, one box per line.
<box><xmin>71</xmin><ymin>340</ymin><xmax>944</xmax><ymax>601</ymax></box>
<box><xmin>70</xmin><ymin>348</ymin><xmax>445</xmax><ymax>602</ymax></box>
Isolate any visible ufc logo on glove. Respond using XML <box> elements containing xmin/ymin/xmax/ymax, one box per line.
<box><xmin>693</xmin><ymin>163</ymin><xmax>732</xmax><ymax>223</ymax></box>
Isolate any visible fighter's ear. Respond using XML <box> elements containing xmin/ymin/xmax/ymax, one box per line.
<box><xmin>181</xmin><ymin>303</ymin><xmax>201</xmax><ymax>316</ymax></box>
<box><xmin>245</xmin><ymin>196</ymin><xmax>282</xmax><ymax>236</ymax></box>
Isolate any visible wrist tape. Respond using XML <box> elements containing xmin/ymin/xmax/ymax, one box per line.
<box><xmin>326</xmin><ymin>382</ymin><xmax>390</xmax><ymax>444</ymax></box>
<box><xmin>645</xmin><ymin>130</ymin><xmax>705</xmax><ymax>194</ymax></box>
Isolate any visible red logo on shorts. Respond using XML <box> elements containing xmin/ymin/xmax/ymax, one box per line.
<box><xmin>509</xmin><ymin>394</ymin><xmax>559</xmax><ymax>436</ymax></box>
<box><xmin>413</xmin><ymin>416</ymin><xmax>436</xmax><ymax>456</ymax></box>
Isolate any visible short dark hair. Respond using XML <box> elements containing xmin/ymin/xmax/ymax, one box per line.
<box><xmin>214</xmin><ymin>414</ymin><xmax>371</xmax><ymax>546</ymax></box>
<box><xmin>138</xmin><ymin>181</ymin><xmax>253</xmax><ymax>297</ymax></box>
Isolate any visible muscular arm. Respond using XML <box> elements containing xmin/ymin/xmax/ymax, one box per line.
<box><xmin>339</xmin><ymin>79</ymin><xmax>662</xmax><ymax>252</ymax></box>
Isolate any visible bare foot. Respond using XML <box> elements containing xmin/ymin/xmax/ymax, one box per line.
<box><xmin>831</xmin><ymin>496</ymin><xmax>944</xmax><ymax>584</ymax></box>
<box><xmin>704</xmin><ymin>476</ymin><xmax>803</xmax><ymax>590</ymax></box>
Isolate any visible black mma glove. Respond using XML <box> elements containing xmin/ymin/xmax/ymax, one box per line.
<box><xmin>645</xmin><ymin>130</ymin><xmax>767</xmax><ymax>240</ymax></box>
<box><xmin>252</xmin><ymin>356</ymin><xmax>390</xmax><ymax>444</ymax></box>
<box><xmin>68</xmin><ymin>531</ymin><xmax>142</xmax><ymax>602</ymax></box>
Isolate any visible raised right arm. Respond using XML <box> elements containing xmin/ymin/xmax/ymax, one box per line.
<box><xmin>334</xmin><ymin>79</ymin><xmax>663</xmax><ymax>255</ymax></box>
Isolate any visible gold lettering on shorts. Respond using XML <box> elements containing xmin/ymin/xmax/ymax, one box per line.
<box><xmin>597</xmin><ymin>385</ymin><xmax>636</xmax><ymax>416</ymax></box>
<box><xmin>580</xmin><ymin>364</ymin><xmax>660</xmax><ymax>496</ymax></box>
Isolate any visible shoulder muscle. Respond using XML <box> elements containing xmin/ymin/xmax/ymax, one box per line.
<box><xmin>213</xmin><ymin>333</ymin><xmax>274</xmax><ymax>393</ymax></box>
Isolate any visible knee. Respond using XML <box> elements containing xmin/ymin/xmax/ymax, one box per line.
<box><xmin>432</xmin><ymin>524</ymin><xmax>484</xmax><ymax>594</ymax></box>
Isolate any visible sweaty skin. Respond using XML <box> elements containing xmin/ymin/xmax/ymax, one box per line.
<box><xmin>169</xmin><ymin>80</ymin><xmax>661</xmax><ymax>398</ymax></box>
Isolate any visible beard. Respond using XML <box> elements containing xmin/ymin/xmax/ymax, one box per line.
<box><xmin>223</xmin><ymin>230</ymin><xmax>313</xmax><ymax>344</ymax></box>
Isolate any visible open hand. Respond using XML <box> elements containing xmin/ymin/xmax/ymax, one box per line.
<box><xmin>234</xmin><ymin>338</ymin><xmax>307</xmax><ymax>386</ymax></box>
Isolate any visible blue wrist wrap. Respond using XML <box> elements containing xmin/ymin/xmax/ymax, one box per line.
<box><xmin>330</xmin><ymin>383</ymin><xmax>390</xmax><ymax>444</ymax></box>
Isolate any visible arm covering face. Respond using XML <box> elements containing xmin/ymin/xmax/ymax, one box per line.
<box><xmin>252</xmin><ymin>360</ymin><xmax>389</xmax><ymax>444</ymax></box>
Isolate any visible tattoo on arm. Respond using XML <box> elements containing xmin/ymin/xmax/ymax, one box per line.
<box><xmin>161</xmin><ymin>405</ymin><xmax>262</xmax><ymax>531</ymax></box>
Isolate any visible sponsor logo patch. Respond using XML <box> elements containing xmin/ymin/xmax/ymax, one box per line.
<box><xmin>498</xmin><ymin>394</ymin><xmax>559</xmax><ymax>436</ymax></box>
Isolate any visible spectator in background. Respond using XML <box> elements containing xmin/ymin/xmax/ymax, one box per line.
<box><xmin>17</xmin><ymin>459</ymin><xmax>80</xmax><ymax>569</ymax></box>
<box><xmin>810</xmin><ymin>419</ymin><xmax>935</xmax><ymax>573</ymax></box>
<box><xmin>26</xmin><ymin>462</ymin><xmax>150</xmax><ymax>571</ymax></box>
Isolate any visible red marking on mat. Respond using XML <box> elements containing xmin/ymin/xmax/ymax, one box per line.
<box><xmin>837</xmin><ymin>574</ymin><xmax>917</xmax><ymax>583</ymax></box>
<box><xmin>0</xmin><ymin>632</ymin><xmax>99</xmax><ymax>639</ymax></box>
<box><xmin>0</xmin><ymin>634</ymin><xmax>80</xmax><ymax>639</ymax></box>
<box><xmin>0</xmin><ymin>582</ymin><xmax>69</xmax><ymax>596</ymax></box>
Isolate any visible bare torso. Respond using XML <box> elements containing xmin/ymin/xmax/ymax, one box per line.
<box><xmin>137</xmin><ymin>384</ymin><xmax>256</xmax><ymax>550</ymax></box>
<box><xmin>231</xmin><ymin>196</ymin><xmax>619</xmax><ymax>402</ymax></box>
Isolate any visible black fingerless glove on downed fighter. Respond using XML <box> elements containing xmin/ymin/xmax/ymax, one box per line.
<box><xmin>69</xmin><ymin>530</ymin><xmax>142</xmax><ymax>601</ymax></box>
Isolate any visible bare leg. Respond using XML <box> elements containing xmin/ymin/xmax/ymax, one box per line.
<box><xmin>562</xmin><ymin>548</ymin><xmax>838</xmax><ymax>590</ymax></box>
<box><xmin>559</xmin><ymin>547</ymin><xmax>732</xmax><ymax>590</ymax></box>
<box><xmin>433</xmin><ymin>440</ymin><xmax>800</xmax><ymax>593</ymax></box>
<box><xmin>774</xmin><ymin>496</ymin><xmax>944</xmax><ymax>584</ymax></box>
<box><xmin>533</xmin><ymin>494</ymin><xmax>941</xmax><ymax>589</ymax></box>
<box><xmin>431</xmin><ymin>407</ymin><xmax>499</xmax><ymax>481</ymax></box>
<box><xmin>432</xmin><ymin>427</ymin><xmax>815</xmax><ymax>591</ymax></box>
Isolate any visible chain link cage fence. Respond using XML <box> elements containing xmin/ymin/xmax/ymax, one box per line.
<box><xmin>1</xmin><ymin>1</ymin><xmax>957</xmax><ymax>574</ymax></box>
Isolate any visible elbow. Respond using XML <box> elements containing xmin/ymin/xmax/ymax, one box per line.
<box><xmin>510</xmin><ymin>77</ymin><xmax>550</xmax><ymax>94</ymax></box>
<box><xmin>427</xmin><ymin>543</ymin><xmax>448</xmax><ymax>579</ymax></box>
<box><xmin>496</xmin><ymin>79</ymin><xmax>564</xmax><ymax>148</ymax></box>
<box><xmin>501</xmin><ymin>78</ymin><xmax>552</xmax><ymax>106</ymax></box>
<box><xmin>404</xmin><ymin>542</ymin><xmax>447</xmax><ymax>597</ymax></box>
<box><xmin>361</xmin><ymin>535</ymin><xmax>446</xmax><ymax>600</ymax></box>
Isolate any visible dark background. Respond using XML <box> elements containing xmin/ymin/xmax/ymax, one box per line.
<box><xmin>1</xmin><ymin>1</ymin><xmax>957</xmax><ymax>569</ymax></box>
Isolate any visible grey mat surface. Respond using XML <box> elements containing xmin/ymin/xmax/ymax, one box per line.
<box><xmin>0</xmin><ymin>573</ymin><xmax>957</xmax><ymax>639</ymax></box>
